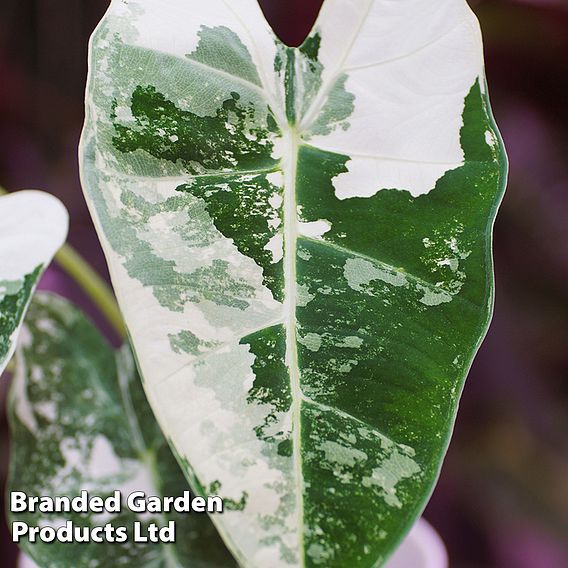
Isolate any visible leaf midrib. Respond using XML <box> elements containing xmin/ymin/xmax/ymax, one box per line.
<box><xmin>282</xmin><ymin>125</ymin><xmax>306</xmax><ymax>567</ymax></box>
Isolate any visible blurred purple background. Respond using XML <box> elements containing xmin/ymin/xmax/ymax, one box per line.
<box><xmin>1</xmin><ymin>1</ymin><xmax>567</xmax><ymax>566</ymax></box>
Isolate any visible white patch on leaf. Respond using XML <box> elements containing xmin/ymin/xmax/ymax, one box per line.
<box><xmin>298</xmin><ymin>219</ymin><xmax>331</xmax><ymax>239</ymax></box>
<box><xmin>264</xmin><ymin>233</ymin><xmax>283</xmax><ymax>263</ymax></box>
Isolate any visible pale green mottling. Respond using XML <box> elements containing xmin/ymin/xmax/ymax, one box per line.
<box><xmin>299</xmin><ymin>332</ymin><xmax>322</xmax><ymax>353</ymax></box>
<box><xmin>344</xmin><ymin>257</ymin><xmax>408</xmax><ymax>293</ymax></box>
<box><xmin>319</xmin><ymin>441</ymin><xmax>367</xmax><ymax>468</ymax></box>
<box><xmin>335</xmin><ymin>336</ymin><xmax>363</xmax><ymax>349</ymax></box>
<box><xmin>297</xmin><ymin>283</ymin><xmax>315</xmax><ymax>307</ymax></box>
<box><xmin>362</xmin><ymin>452</ymin><xmax>422</xmax><ymax>509</ymax></box>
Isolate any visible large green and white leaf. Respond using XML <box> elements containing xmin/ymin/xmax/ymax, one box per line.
<box><xmin>0</xmin><ymin>191</ymin><xmax>68</xmax><ymax>376</ymax></box>
<box><xmin>8</xmin><ymin>292</ymin><xmax>236</xmax><ymax>568</ymax></box>
<box><xmin>79</xmin><ymin>1</ymin><xmax>507</xmax><ymax>566</ymax></box>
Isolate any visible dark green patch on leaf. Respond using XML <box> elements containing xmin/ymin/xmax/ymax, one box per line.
<box><xmin>177</xmin><ymin>172</ymin><xmax>284</xmax><ymax>301</ymax></box>
<box><xmin>112</xmin><ymin>86</ymin><xmax>278</xmax><ymax>174</ymax></box>
<box><xmin>241</xmin><ymin>324</ymin><xmax>291</xmax><ymax>443</ymax></box>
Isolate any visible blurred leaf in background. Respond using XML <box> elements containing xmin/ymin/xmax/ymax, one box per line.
<box><xmin>9</xmin><ymin>293</ymin><xmax>235</xmax><ymax>568</ymax></box>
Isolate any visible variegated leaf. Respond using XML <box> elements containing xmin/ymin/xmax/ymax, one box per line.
<box><xmin>8</xmin><ymin>292</ymin><xmax>236</xmax><ymax>568</ymax></box>
<box><xmin>79</xmin><ymin>1</ymin><xmax>507</xmax><ymax>566</ymax></box>
<box><xmin>0</xmin><ymin>191</ymin><xmax>68</xmax><ymax>376</ymax></box>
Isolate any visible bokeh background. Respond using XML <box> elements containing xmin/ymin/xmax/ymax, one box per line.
<box><xmin>1</xmin><ymin>0</ymin><xmax>567</xmax><ymax>566</ymax></box>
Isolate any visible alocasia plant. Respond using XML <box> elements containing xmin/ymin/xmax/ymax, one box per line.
<box><xmin>0</xmin><ymin>191</ymin><xmax>68</xmax><ymax>375</ymax></box>
<box><xmin>79</xmin><ymin>0</ymin><xmax>507</xmax><ymax>566</ymax></box>
<box><xmin>9</xmin><ymin>293</ymin><xmax>236</xmax><ymax>568</ymax></box>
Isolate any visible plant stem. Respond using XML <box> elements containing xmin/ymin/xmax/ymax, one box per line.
<box><xmin>54</xmin><ymin>244</ymin><xmax>127</xmax><ymax>339</ymax></box>
<box><xmin>0</xmin><ymin>186</ymin><xmax>127</xmax><ymax>339</ymax></box>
